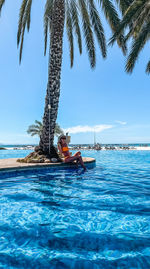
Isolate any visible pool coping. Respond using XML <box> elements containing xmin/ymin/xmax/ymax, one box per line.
<box><xmin>0</xmin><ymin>157</ymin><xmax>96</xmax><ymax>173</ymax></box>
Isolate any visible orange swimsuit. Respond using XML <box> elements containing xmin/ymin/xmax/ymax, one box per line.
<box><xmin>62</xmin><ymin>146</ymin><xmax>69</xmax><ymax>152</ymax></box>
<box><xmin>61</xmin><ymin>144</ymin><xmax>70</xmax><ymax>159</ymax></box>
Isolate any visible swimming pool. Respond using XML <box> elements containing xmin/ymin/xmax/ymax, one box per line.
<box><xmin>0</xmin><ymin>150</ymin><xmax>150</xmax><ymax>268</ymax></box>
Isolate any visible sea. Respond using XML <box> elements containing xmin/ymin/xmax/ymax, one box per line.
<box><xmin>0</xmin><ymin>143</ymin><xmax>150</xmax><ymax>160</ymax></box>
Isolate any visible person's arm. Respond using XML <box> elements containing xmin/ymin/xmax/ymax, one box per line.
<box><xmin>57</xmin><ymin>143</ymin><xmax>63</xmax><ymax>157</ymax></box>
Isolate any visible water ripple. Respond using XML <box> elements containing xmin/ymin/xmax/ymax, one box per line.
<box><xmin>0</xmin><ymin>150</ymin><xmax>150</xmax><ymax>268</ymax></box>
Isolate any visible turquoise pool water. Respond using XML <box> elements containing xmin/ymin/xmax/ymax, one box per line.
<box><xmin>0</xmin><ymin>150</ymin><xmax>150</xmax><ymax>268</ymax></box>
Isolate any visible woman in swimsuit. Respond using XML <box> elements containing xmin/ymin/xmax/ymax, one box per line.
<box><xmin>58</xmin><ymin>135</ymin><xmax>87</xmax><ymax>171</ymax></box>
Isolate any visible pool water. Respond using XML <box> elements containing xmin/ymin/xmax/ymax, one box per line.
<box><xmin>0</xmin><ymin>150</ymin><xmax>150</xmax><ymax>268</ymax></box>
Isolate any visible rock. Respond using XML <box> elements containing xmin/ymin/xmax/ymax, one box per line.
<box><xmin>17</xmin><ymin>148</ymin><xmax>62</xmax><ymax>164</ymax></box>
<box><xmin>35</xmin><ymin>146</ymin><xmax>40</xmax><ymax>152</ymax></box>
<box><xmin>44</xmin><ymin>159</ymin><xmax>51</xmax><ymax>163</ymax></box>
<box><xmin>51</xmin><ymin>158</ymin><xmax>58</xmax><ymax>163</ymax></box>
<box><xmin>34</xmin><ymin>146</ymin><xmax>44</xmax><ymax>155</ymax></box>
<box><xmin>29</xmin><ymin>159</ymin><xmax>44</xmax><ymax>163</ymax></box>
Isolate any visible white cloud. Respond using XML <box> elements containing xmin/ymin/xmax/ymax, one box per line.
<box><xmin>63</xmin><ymin>124</ymin><xmax>113</xmax><ymax>134</ymax></box>
<box><xmin>115</xmin><ymin>120</ymin><xmax>127</xmax><ymax>125</ymax></box>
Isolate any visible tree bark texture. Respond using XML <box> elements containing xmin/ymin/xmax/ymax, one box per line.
<box><xmin>39</xmin><ymin>0</ymin><xmax>65</xmax><ymax>154</ymax></box>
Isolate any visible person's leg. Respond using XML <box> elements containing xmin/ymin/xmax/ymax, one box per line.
<box><xmin>77</xmin><ymin>156</ymin><xmax>87</xmax><ymax>171</ymax></box>
<box><xmin>64</xmin><ymin>155</ymin><xmax>86</xmax><ymax>170</ymax></box>
<box><xmin>74</xmin><ymin>151</ymin><xmax>81</xmax><ymax>157</ymax></box>
<box><xmin>73</xmin><ymin>152</ymin><xmax>81</xmax><ymax>167</ymax></box>
<box><xmin>64</xmin><ymin>155</ymin><xmax>80</xmax><ymax>163</ymax></box>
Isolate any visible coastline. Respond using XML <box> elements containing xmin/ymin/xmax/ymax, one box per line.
<box><xmin>77</xmin><ymin>146</ymin><xmax>150</xmax><ymax>151</ymax></box>
<box><xmin>133</xmin><ymin>146</ymin><xmax>150</xmax><ymax>151</ymax></box>
<box><xmin>1</xmin><ymin>145</ymin><xmax>150</xmax><ymax>151</ymax></box>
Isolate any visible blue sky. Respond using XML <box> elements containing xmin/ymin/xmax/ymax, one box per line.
<box><xmin>0</xmin><ymin>0</ymin><xmax>150</xmax><ymax>145</ymax></box>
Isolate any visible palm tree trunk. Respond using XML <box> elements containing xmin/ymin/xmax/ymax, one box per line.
<box><xmin>39</xmin><ymin>0</ymin><xmax>65</xmax><ymax>155</ymax></box>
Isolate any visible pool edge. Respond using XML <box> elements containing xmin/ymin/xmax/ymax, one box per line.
<box><xmin>0</xmin><ymin>157</ymin><xmax>96</xmax><ymax>178</ymax></box>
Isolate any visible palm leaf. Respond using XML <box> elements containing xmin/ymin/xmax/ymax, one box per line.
<box><xmin>29</xmin><ymin>125</ymin><xmax>41</xmax><ymax>130</ymax></box>
<box><xmin>66</xmin><ymin>1</ymin><xmax>74</xmax><ymax>67</ymax></box>
<box><xmin>18</xmin><ymin>0</ymin><xmax>33</xmax><ymax>63</ymax></box>
<box><xmin>27</xmin><ymin>127</ymin><xmax>39</xmax><ymax>133</ymax></box>
<box><xmin>30</xmin><ymin>132</ymin><xmax>40</xmax><ymax>137</ymax></box>
<box><xmin>26</xmin><ymin>0</ymin><xmax>33</xmax><ymax>31</ymax></box>
<box><xmin>0</xmin><ymin>0</ymin><xmax>5</xmax><ymax>15</ymax></box>
<box><xmin>126</xmin><ymin>21</ymin><xmax>150</xmax><ymax>73</ymax></box>
<box><xmin>146</xmin><ymin>60</ymin><xmax>150</xmax><ymax>74</ymax></box>
<box><xmin>131</xmin><ymin>1</ymin><xmax>150</xmax><ymax>38</ymax></box>
<box><xmin>109</xmin><ymin>0</ymin><xmax>145</xmax><ymax>46</ymax></box>
<box><xmin>89</xmin><ymin>0</ymin><xmax>106</xmax><ymax>58</ymax></box>
<box><xmin>44</xmin><ymin>0</ymin><xmax>54</xmax><ymax>55</ymax></box>
<box><xmin>122</xmin><ymin>1</ymin><xmax>150</xmax><ymax>41</ymax></box>
<box><xmin>55</xmin><ymin>123</ymin><xmax>64</xmax><ymax>136</ymax></box>
<box><xmin>79</xmin><ymin>0</ymin><xmax>96</xmax><ymax>68</ymax></box>
<box><xmin>17</xmin><ymin>0</ymin><xmax>28</xmax><ymax>47</ymax></box>
<box><xmin>27</xmin><ymin>120</ymin><xmax>43</xmax><ymax>137</ymax></box>
<box><xmin>35</xmin><ymin>120</ymin><xmax>43</xmax><ymax>127</ymax></box>
<box><xmin>27</xmin><ymin>125</ymin><xmax>40</xmax><ymax>134</ymax></box>
<box><xmin>115</xmin><ymin>0</ymin><xmax>133</xmax><ymax>15</ymax></box>
<box><xmin>70</xmin><ymin>0</ymin><xmax>82</xmax><ymax>54</ymax></box>
<box><xmin>19</xmin><ymin>27</ymin><xmax>25</xmax><ymax>63</ymax></box>
<box><xmin>99</xmin><ymin>0</ymin><xmax>126</xmax><ymax>54</ymax></box>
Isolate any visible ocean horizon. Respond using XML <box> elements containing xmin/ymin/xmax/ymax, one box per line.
<box><xmin>1</xmin><ymin>143</ymin><xmax>150</xmax><ymax>148</ymax></box>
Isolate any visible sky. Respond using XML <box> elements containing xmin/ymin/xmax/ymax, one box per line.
<box><xmin>0</xmin><ymin>0</ymin><xmax>150</xmax><ymax>145</ymax></box>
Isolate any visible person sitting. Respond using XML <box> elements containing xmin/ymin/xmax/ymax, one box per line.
<box><xmin>57</xmin><ymin>135</ymin><xmax>87</xmax><ymax>171</ymax></box>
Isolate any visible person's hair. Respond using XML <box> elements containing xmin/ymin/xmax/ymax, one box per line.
<box><xmin>61</xmin><ymin>136</ymin><xmax>66</xmax><ymax>139</ymax></box>
<box><xmin>59</xmin><ymin>137</ymin><xmax>66</xmax><ymax>147</ymax></box>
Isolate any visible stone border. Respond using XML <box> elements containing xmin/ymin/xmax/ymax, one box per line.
<box><xmin>0</xmin><ymin>157</ymin><xmax>96</xmax><ymax>177</ymax></box>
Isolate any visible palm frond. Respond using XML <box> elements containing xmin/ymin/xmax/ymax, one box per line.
<box><xmin>55</xmin><ymin>123</ymin><xmax>64</xmax><ymax>136</ymax></box>
<box><xmin>18</xmin><ymin>0</ymin><xmax>32</xmax><ymax>63</ymax></box>
<box><xmin>18</xmin><ymin>0</ymin><xmax>33</xmax><ymax>63</ymax></box>
<box><xmin>120</xmin><ymin>1</ymin><xmax>150</xmax><ymax>42</ymax></box>
<box><xmin>99</xmin><ymin>0</ymin><xmax>126</xmax><ymax>54</ymax></box>
<box><xmin>115</xmin><ymin>0</ymin><xmax>133</xmax><ymax>15</ymax></box>
<box><xmin>78</xmin><ymin>0</ymin><xmax>96</xmax><ymax>68</ymax></box>
<box><xmin>89</xmin><ymin>0</ymin><xmax>106</xmax><ymax>58</ymax></box>
<box><xmin>126</xmin><ymin>21</ymin><xmax>150</xmax><ymax>73</ymax></box>
<box><xmin>27</xmin><ymin>120</ymin><xmax>43</xmax><ymax>137</ymax></box>
<box><xmin>27</xmin><ymin>127</ymin><xmax>38</xmax><ymax>133</ymax></box>
<box><xmin>131</xmin><ymin>1</ymin><xmax>150</xmax><ymax>38</ymax></box>
<box><xmin>0</xmin><ymin>0</ymin><xmax>5</xmax><ymax>15</ymax></box>
<box><xmin>146</xmin><ymin>60</ymin><xmax>150</xmax><ymax>74</ymax></box>
<box><xmin>19</xmin><ymin>27</ymin><xmax>25</xmax><ymax>63</ymax></box>
<box><xmin>30</xmin><ymin>132</ymin><xmax>39</xmax><ymax>137</ymax></box>
<box><xmin>17</xmin><ymin>0</ymin><xmax>28</xmax><ymax>46</ymax></box>
<box><xmin>44</xmin><ymin>0</ymin><xmax>54</xmax><ymax>55</ymax></box>
<box><xmin>35</xmin><ymin>120</ymin><xmax>43</xmax><ymax>127</ymax></box>
<box><xmin>70</xmin><ymin>0</ymin><xmax>82</xmax><ymax>54</ymax></box>
<box><xmin>109</xmin><ymin>0</ymin><xmax>144</xmax><ymax>46</ymax></box>
<box><xmin>27</xmin><ymin>128</ymin><xmax>40</xmax><ymax>135</ymax></box>
<box><xmin>26</xmin><ymin>0</ymin><xmax>33</xmax><ymax>31</ymax></box>
<box><xmin>66</xmin><ymin>1</ymin><xmax>74</xmax><ymax>67</ymax></box>
<box><xmin>30</xmin><ymin>125</ymin><xmax>41</xmax><ymax>130</ymax></box>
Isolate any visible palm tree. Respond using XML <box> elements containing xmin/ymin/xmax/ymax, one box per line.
<box><xmin>27</xmin><ymin>120</ymin><xmax>43</xmax><ymax>137</ymax></box>
<box><xmin>0</xmin><ymin>0</ymin><xmax>126</xmax><ymax>157</ymax></box>
<box><xmin>110</xmin><ymin>0</ymin><xmax>150</xmax><ymax>74</ymax></box>
<box><xmin>27</xmin><ymin>120</ymin><xmax>64</xmax><ymax>137</ymax></box>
